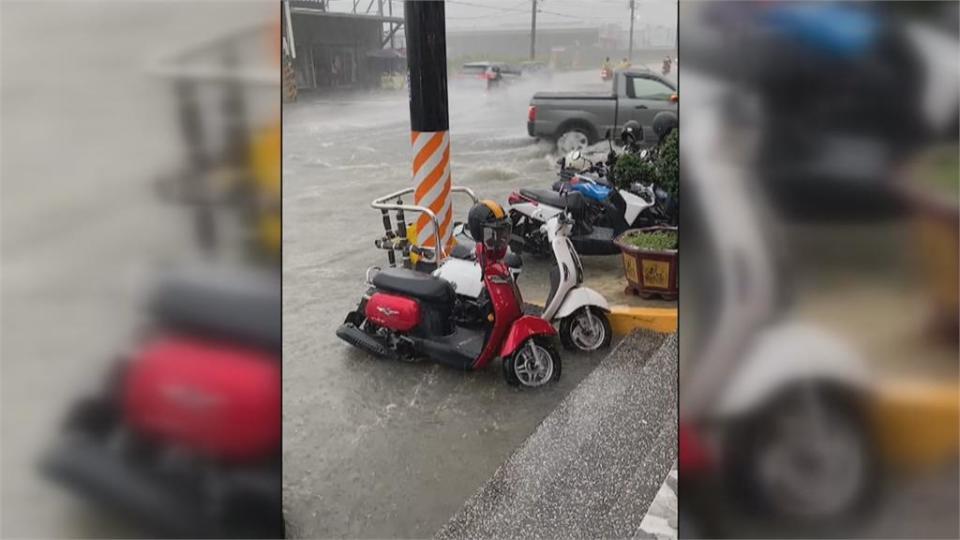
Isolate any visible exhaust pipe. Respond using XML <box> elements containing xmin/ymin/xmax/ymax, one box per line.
<box><xmin>336</xmin><ymin>323</ymin><xmax>397</xmax><ymax>360</ymax></box>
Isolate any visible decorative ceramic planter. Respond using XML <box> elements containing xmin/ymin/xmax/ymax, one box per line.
<box><xmin>898</xmin><ymin>146</ymin><xmax>958</xmax><ymax>343</ymax></box>
<box><xmin>614</xmin><ymin>226</ymin><xmax>678</xmax><ymax>301</ymax></box>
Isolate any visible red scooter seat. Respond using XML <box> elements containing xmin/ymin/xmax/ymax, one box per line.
<box><xmin>372</xmin><ymin>268</ymin><xmax>454</xmax><ymax>304</ymax></box>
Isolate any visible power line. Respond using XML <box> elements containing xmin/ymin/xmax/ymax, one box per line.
<box><xmin>445</xmin><ymin>0</ymin><xmax>583</xmax><ymax>20</ymax></box>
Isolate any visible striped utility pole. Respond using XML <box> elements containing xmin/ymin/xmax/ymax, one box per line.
<box><xmin>404</xmin><ymin>0</ymin><xmax>453</xmax><ymax>254</ymax></box>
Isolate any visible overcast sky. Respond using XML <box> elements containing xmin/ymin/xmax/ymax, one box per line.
<box><xmin>328</xmin><ymin>0</ymin><xmax>678</xmax><ymax>31</ymax></box>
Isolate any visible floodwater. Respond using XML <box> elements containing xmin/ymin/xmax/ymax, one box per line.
<box><xmin>281</xmin><ymin>68</ymin><xmax>662</xmax><ymax>538</ymax></box>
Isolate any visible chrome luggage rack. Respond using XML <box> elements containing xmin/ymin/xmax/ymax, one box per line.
<box><xmin>370</xmin><ymin>186</ymin><xmax>479</xmax><ymax>269</ymax></box>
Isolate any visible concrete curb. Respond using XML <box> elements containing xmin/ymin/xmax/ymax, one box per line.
<box><xmin>610</xmin><ymin>305</ymin><xmax>678</xmax><ymax>335</ymax></box>
<box><xmin>871</xmin><ymin>380</ymin><xmax>960</xmax><ymax>469</ymax></box>
<box><xmin>528</xmin><ymin>301</ymin><xmax>678</xmax><ymax>335</ymax></box>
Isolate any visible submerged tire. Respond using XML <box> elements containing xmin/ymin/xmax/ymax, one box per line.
<box><xmin>556</xmin><ymin>124</ymin><xmax>594</xmax><ymax>154</ymax></box>
<box><xmin>503</xmin><ymin>337</ymin><xmax>561</xmax><ymax>388</ymax></box>
<box><xmin>559</xmin><ymin>307</ymin><xmax>612</xmax><ymax>352</ymax></box>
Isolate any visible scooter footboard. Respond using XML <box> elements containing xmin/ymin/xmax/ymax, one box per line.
<box><xmin>500</xmin><ymin>316</ymin><xmax>557</xmax><ymax>358</ymax></box>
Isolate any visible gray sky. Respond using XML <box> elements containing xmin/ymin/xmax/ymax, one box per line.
<box><xmin>329</xmin><ymin>0</ymin><xmax>678</xmax><ymax>31</ymax></box>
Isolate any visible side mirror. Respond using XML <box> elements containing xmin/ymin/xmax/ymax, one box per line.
<box><xmin>670</xmin><ymin>93</ymin><xmax>679</xmax><ymax>103</ymax></box>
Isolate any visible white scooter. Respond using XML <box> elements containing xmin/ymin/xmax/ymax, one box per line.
<box><xmin>439</xmin><ymin>213</ymin><xmax>612</xmax><ymax>352</ymax></box>
<box><xmin>680</xmin><ymin>70</ymin><xmax>877</xmax><ymax>532</ymax></box>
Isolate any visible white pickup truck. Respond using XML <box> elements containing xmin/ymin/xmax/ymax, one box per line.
<box><xmin>527</xmin><ymin>68</ymin><xmax>678</xmax><ymax>152</ymax></box>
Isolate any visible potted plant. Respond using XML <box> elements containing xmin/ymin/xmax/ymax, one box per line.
<box><xmin>655</xmin><ymin>129</ymin><xmax>679</xmax><ymax>224</ymax></box>
<box><xmin>611</xmin><ymin>152</ymin><xmax>656</xmax><ymax>190</ymax></box>
<box><xmin>898</xmin><ymin>144</ymin><xmax>958</xmax><ymax>343</ymax></box>
<box><xmin>614</xmin><ymin>226</ymin><xmax>678</xmax><ymax>300</ymax></box>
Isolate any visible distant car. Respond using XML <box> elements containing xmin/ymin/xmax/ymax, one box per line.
<box><xmin>527</xmin><ymin>67</ymin><xmax>678</xmax><ymax>153</ymax></box>
<box><xmin>520</xmin><ymin>61</ymin><xmax>552</xmax><ymax>80</ymax></box>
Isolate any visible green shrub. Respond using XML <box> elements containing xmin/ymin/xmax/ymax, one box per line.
<box><xmin>917</xmin><ymin>145</ymin><xmax>958</xmax><ymax>196</ymax></box>
<box><xmin>620</xmin><ymin>229</ymin><xmax>678</xmax><ymax>251</ymax></box>
<box><xmin>656</xmin><ymin>129</ymin><xmax>679</xmax><ymax>201</ymax></box>
<box><xmin>612</xmin><ymin>153</ymin><xmax>656</xmax><ymax>190</ymax></box>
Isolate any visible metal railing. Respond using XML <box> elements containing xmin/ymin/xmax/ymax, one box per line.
<box><xmin>370</xmin><ymin>186</ymin><xmax>479</xmax><ymax>265</ymax></box>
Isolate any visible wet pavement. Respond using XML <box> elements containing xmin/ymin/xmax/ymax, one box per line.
<box><xmin>436</xmin><ymin>330</ymin><xmax>677</xmax><ymax>539</ymax></box>
<box><xmin>282</xmin><ymin>68</ymin><xmax>671</xmax><ymax>537</ymax></box>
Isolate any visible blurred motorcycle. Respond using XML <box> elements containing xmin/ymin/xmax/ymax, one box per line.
<box><xmin>42</xmin><ymin>266</ymin><xmax>282</xmax><ymax>538</ymax></box>
<box><xmin>678</xmin><ymin>69</ymin><xmax>877</xmax><ymax>535</ymax></box>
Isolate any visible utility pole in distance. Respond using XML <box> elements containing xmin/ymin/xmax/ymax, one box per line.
<box><xmin>529</xmin><ymin>0</ymin><xmax>538</xmax><ymax>60</ymax></box>
<box><xmin>628</xmin><ymin>0</ymin><xmax>635</xmax><ymax>62</ymax></box>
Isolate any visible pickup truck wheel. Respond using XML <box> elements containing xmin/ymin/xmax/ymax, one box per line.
<box><xmin>556</xmin><ymin>127</ymin><xmax>591</xmax><ymax>153</ymax></box>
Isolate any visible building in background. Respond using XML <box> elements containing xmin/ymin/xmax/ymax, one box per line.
<box><xmin>285</xmin><ymin>0</ymin><xmax>403</xmax><ymax>91</ymax></box>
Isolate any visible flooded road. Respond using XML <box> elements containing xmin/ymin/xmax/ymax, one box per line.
<box><xmin>282</xmin><ymin>69</ymin><xmax>645</xmax><ymax>538</ymax></box>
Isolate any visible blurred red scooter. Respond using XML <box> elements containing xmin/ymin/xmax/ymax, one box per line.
<box><xmin>42</xmin><ymin>266</ymin><xmax>282</xmax><ymax>538</ymax></box>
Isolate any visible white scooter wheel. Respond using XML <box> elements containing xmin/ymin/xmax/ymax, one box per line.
<box><xmin>559</xmin><ymin>307</ymin><xmax>612</xmax><ymax>352</ymax></box>
<box><xmin>727</xmin><ymin>384</ymin><xmax>877</xmax><ymax>527</ymax></box>
<box><xmin>503</xmin><ymin>338</ymin><xmax>561</xmax><ymax>388</ymax></box>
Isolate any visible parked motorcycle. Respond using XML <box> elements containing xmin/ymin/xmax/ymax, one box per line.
<box><xmin>440</xmin><ymin>213</ymin><xmax>612</xmax><ymax>352</ymax></box>
<box><xmin>678</xmin><ymin>66</ymin><xmax>877</xmax><ymax>534</ymax></box>
<box><xmin>338</xmin><ymin>200</ymin><xmax>562</xmax><ymax>388</ymax></box>
<box><xmin>42</xmin><ymin>266</ymin><xmax>283</xmax><ymax>538</ymax></box>
<box><xmin>539</xmin><ymin>213</ymin><xmax>612</xmax><ymax>351</ymax></box>
<box><xmin>507</xmin><ymin>152</ymin><xmax>657</xmax><ymax>255</ymax></box>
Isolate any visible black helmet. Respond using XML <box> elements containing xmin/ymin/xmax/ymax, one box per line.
<box><xmin>652</xmin><ymin>111</ymin><xmax>678</xmax><ymax>140</ymax></box>
<box><xmin>467</xmin><ymin>200</ymin><xmax>511</xmax><ymax>256</ymax></box>
<box><xmin>621</xmin><ymin>120</ymin><xmax>643</xmax><ymax>145</ymax></box>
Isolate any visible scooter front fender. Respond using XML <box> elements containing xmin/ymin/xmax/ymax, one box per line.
<box><xmin>553</xmin><ymin>287</ymin><xmax>610</xmax><ymax>320</ymax></box>
<box><xmin>712</xmin><ymin>322</ymin><xmax>871</xmax><ymax>419</ymax></box>
<box><xmin>500</xmin><ymin>316</ymin><xmax>557</xmax><ymax>358</ymax></box>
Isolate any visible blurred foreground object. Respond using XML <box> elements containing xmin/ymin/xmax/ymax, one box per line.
<box><xmin>37</xmin><ymin>11</ymin><xmax>284</xmax><ymax>538</ymax></box>
<box><xmin>152</xmin><ymin>20</ymin><xmax>281</xmax><ymax>261</ymax></box>
<box><xmin>899</xmin><ymin>145</ymin><xmax>959</xmax><ymax>343</ymax></box>
<box><xmin>42</xmin><ymin>266</ymin><xmax>282</xmax><ymax>538</ymax></box>
<box><xmin>679</xmin><ymin>1</ymin><xmax>958</xmax><ymax>537</ymax></box>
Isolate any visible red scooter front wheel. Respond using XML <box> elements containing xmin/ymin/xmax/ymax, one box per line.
<box><xmin>503</xmin><ymin>337</ymin><xmax>561</xmax><ymax>388</ymax></box>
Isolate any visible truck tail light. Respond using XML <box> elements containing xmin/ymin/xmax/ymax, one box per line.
<box><xmin>527</xmin><ymin>105</ymin><xmax>536</xmax><ymax>123</ymax></box>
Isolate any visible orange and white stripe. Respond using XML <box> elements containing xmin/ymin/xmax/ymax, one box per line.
<box><xmin>411</xmin><ymin>130</ymin><xmax>453</xmax><ymax>253</ymax></box>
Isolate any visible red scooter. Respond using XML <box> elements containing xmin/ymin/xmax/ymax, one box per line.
<box><xmin>337</xmin><ymin>201</ymin><xmax>561</xmax><ymax>388</ymax></box>
<box><xmin>601</xmin><ymin>66</ymin><xmax>613</xmax><ymax>81</ymax></box>
<box><xmin>42</xmin><ymin>267</ymin><xmax>283</xmax><ymax>538</ymax></box>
